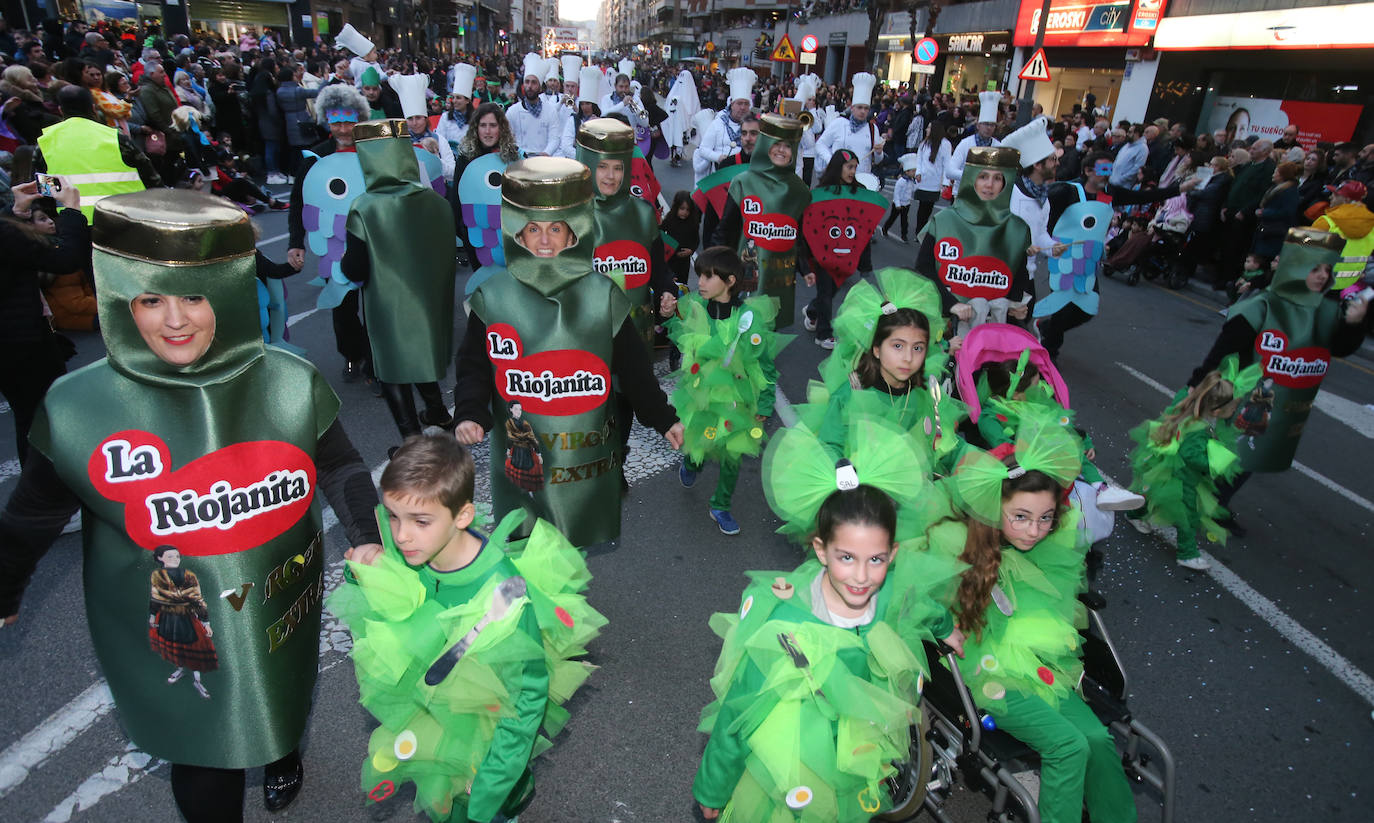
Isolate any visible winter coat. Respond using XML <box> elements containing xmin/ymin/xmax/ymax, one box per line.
<box><xmin>1252</xmin><ymin>182</ymin><xmax>1299</xmax><ymax>258</ymax></box>
<box><xmin>1186</xmin><ymin>173</ymin><xmax>1231</xmax><ymax>235</ymax></box>
<box><xmin>275</xmin><ymin>81</ymin><xmax>321</xmax><ymax>147</ymax></box>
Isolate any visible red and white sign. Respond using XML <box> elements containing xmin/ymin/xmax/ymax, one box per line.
<box><xmin>1255</xmin><ymin>329</ymin><xmax>1330</xmax><ymax>390</ymax></box>
<box><xmin>593</xmin><ymin>239</ymin><xmax>652</xmax><ymax>289</ymax></box>
<box><xmin>1014</xmin><ymin>0</ymin><xmax>1168</xmax><ymax>48</ymax></box>
<box><xmin>1155</xmin><ymin>4</ymin><xmax>1374</xmax><ymax>51</ymax></box>
<box><xmin>89</xmin><ymin>432</ymin><xmax>316</xmax><ymax>556</ymax></box>
<box><xmin>486</xmin><ymin>323</ymin><xmax>611</xmax><ymax>417</ymax></box>
<box><xmin>1198</xmin><ymin>96</ymin><xmax>1363</xmax><ymax>151</ymax></box>
<box><xmin>1018</xmin><ymin>48</ymin><xmax>1052</xmax><ymax>82</ymax></box>
<box><xmin>936</xmin><ymin>238</ymin><xmax>1013</xmax><ymax>300</ymax></box>
<box><xmin>741</xmin><ymin>195</ymin><xmax>799</xmax><ymax>252</ymax></box>
<box><xmin>800</xmin><ymin>34</ymin><xmax>819</xmax><ymax>53</ymax></box>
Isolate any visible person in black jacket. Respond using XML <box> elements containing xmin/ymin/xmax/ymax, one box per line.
<box><xmin>0</xmin><ymin>180</ymin><xmax>87</xmax><ymax>464</ymax></box>
<box><xmin>1177</xmin><ymin>154</ymin><xmax>1234</xmax><ymax>284</ymax></box>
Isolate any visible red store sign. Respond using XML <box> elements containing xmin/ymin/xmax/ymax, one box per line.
<box><xmin>1014</xmin><ymin>0</ymin><xmax>1168</xmax><ymax>48</ymax></box>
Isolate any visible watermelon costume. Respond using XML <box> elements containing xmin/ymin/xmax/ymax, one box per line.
<box><xmin>802</xmin><ymin>187</ymin><xmax>890</xmax><ymax>288</ymax></box>
<box><xmin>668</xmin><ymin>294</ymin><xmax>790</xmax><ymax>511</ymax></box>
<box><xmin>924</xmin><ymin>413</ymin><xmax>1138</xmax><ymax>823</ymax></box>
<box><xmin>915</xmin><ymin>146</ymin><xmax>1033</xmax><ymax>336</ymax></box>
<box><xmin>1126</xmin><ymin>356</ymin><xmax>1259</xmax><ymax>560</ymax></box>
<box><xmin>328</xmin><ymin>509</ymin><xmax>606</xmax><ymax>822</ymax></box>
<box><xmin>693</xmin><ymin>417</ymin><xmax>956</xmax><ymax>821</ymax></box>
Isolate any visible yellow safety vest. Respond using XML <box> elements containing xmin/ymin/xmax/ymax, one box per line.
<box><xmin>1314</xmin><ymin>212</ymin><xmax>1374</xmax><ymax>291</ymax></box>
<box><xmin>37</xmin><ymin>116</ymin><xmax>144</xmax><ymax>221</ymax></box>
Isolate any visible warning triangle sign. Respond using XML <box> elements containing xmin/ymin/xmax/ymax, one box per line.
<box><xmin>1018</xmin><ymin>48</ymin><xmax>1051</xmax><ymax>83</ymax></box>
<box><xmin>771</xmin><ymin>33</ymin><xmax>798</xmax><ymax>62</ymax></box>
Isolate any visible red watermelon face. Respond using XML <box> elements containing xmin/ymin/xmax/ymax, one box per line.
<box><xmin>803</xmin><ymin>188</ymin><xmax>889</xmax><ymax>284</ymax></box>
<box><xmin>630</xmin><ymin>154</ymin><xmax>661</xmax><ymax>209</ymax></box>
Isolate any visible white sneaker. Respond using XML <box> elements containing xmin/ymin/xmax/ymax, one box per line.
<box><xmin>1124</xmin><ymin>516</ymin><xmax>1152</xmax><ymax>535</ymax></box>
<box><xmin>61</xmin><ymin>512</ymin><xmax>82</xmax><ymax>535</ymax></box>
<box><xmin>1176</xmin><ymin>556</ymin><xmax>1211</xmax><ymax>571</ymax></box>
<box><xmin>1095</xmin><ymin>485</ymin><xmax>1146</xmax><ymax>511</ymax></box>
<box><xmin>803</xmin><ymin>307</ymin><xmax>817</xmax><ymax>332</ymax></box>
<box><xmin>265</xmin><ymin>172</ymin><xmax>288</xmax><ymax>185</ymax></box>
<box><xmin>815</xmin><ymin>337</ymin><xmax>836</xmax><ymax>350</ymax></box>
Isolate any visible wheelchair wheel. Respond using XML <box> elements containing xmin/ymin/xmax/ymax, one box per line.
<box><xmin>876</xmin><ymin>715</ymin><xmax>932</xmax><ymax>822</ymax></box>
<box><xmin>1125</xmin><ymin>265</ymin><xmax>1141</xmax><ymax>286</ymax></box>
<box><xmin>1166</xmin><ymin>266</ymin><xmax>1189</xmax><ymax>290</ymax></box>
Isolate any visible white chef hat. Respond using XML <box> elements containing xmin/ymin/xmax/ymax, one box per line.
<box><xmin>522</xmin><ymin>52</ymin><xmax>544</xmax><ymax>80</ymax></box>
<box><xmin>544</xmin><ymin>58</ymin><xmax>561</xmax><ymax>83</ymax></box>
<box><xmin>851</xmin><ymin>72</ymin><xmax>877</xmax><ymax>107</ymax></box>
<box><xmin>450</xmin><ymin>63</ymin><xmax>477</xmax><ymax>98</ymax></box>
<box><xmin>618</xmin><ymin>58</ymin><xmax>635</xmax><ymax>79</ymax></box>
<box><xmin>336</xmin><ymin>24</ymin><xmax>374</xmax><ymax>58</ymax></box>
<box><xmin>899</xmin><ymin>152</ymin><xmax>920</xmax><ymax>171</ymax></box>
<box><xmin>1000</xmin><ymin>115</ymin><xmax>1055</xmax><ymax>167</ymax></box>
<box><xmin>978</xmin><ymin>90</ymin><xmax>1001</xmax><ymax>124</ymax></box>
<box><xmin>578</xmin><ymin>66</ymin><xmax>602</xmax><ymax>105</ymax></box>
<box><xmin>390</xmin><ymin>73</ymin><xmax>430</xmax><ymax>120</ymax></box>
<box><xmin>561</xmin><ymin>54</ymin><xmax>582</xmax><ymax>84</ymax></box>
<box><xmin>792</xmin><ymin>74</ymin><xmax>817</xmax><ymax>104</ymax></box>
<box><xmin>726</xmin><ymin>67</ymin><xmax>757</xmax><ymax>106</ymax></box>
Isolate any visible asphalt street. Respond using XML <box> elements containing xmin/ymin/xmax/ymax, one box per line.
<box><xmin>1</xmin><ymin>155</ymin><xmax>1372</xmax><ymax>823</ymax></box>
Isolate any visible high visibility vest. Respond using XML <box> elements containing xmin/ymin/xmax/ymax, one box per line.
<box><xmin>37</xmin><ymin>116</ymin><xmax>144</xmax><ymax>221</ymax></box>
<box><xmin>1314</xmin><ymin>214</ymin><xmax>1374</xmax><ymax>291</ymax></box>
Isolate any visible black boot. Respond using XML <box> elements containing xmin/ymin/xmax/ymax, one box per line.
<box><xmin>263</xmin><ymin>749</ymin><xmax>303</xmax><ymax>812</ymax></box>
<box><xmin>379</xmin><ymin>382</ymin><xmax>422</xmax><ymax>439</ymax></box>
<box><xmin>416</xmin><ymin>382</ymin><xmax>455</xmax><ymax>430</ymax></box>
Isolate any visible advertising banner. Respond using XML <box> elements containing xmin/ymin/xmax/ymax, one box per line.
<box><xmin>1197</xmin><ymin>94</ymin><xmax>1363</xmax><ymax>149</ymax></box>
<box><xmin>1014</xmin><ymin>0</ymin><xmax>1168</xmax><ymax>48</ymax></box>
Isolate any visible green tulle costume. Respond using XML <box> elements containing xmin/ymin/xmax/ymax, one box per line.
<box><xmin>924</xmin><ymin>409</ymin><xmax>1090</xmax><ymax>711</ymax></box>
<box><xmin>668</xmin><ymin>294</ymin><xmax>792</xmax><ymax>464</ymax></box>
<box><xmin>800</xmin><ymin>268</ymin><xmax>968</xmax><ymax>475</ymax></box>
<box><xmin>1126</xmin><ymin>355</ymin><xmax>1259</xmax><ymax>557</ymax></box>
<box><xmin>328</xmin><ymin>508</ymin><xmax>607</xmax><ymax>822</ymax></box>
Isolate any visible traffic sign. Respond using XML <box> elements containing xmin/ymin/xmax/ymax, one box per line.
<box><xmin>800</xmin><ymin>52</ymin><xmax>817</xmax><ymax>65</ymax></box>
<box><xmin>912</xmin><ymin>63</ymin><xmax>935</xmax><ymax>74</ymax></box>
<box><xmin>704</xmin><ymin>41</ymin><xmax>715</xmax><ymax>52</ymax></box>
<box><xmin>771</xmin><ymin>33</ymin><xmax>798</xmax><ymax>62</ymax></box>
<box><xmin>914</xmin><ymin>37</ymin><xmax>939</xmax><ymax>65</ymax></box>
<box><xmin>1018</xmin><ymin>47</ymin><xmax>1052</xmax><ymax>82</ymax></box>
<box><xmin>800</xmin><ymin>33</ymin><xmax>819</xmax><ymax>53</ymax></box>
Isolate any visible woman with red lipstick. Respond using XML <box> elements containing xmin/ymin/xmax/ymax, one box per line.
<box><xmin>925</xmin><ymin>409</ymin><xmax>1138</xmax><ymax>823</ymax></box>
<box><xmin>693</xmin><ymin>420</ymin><xmax>963</xmax><ymax>821</ymax></box>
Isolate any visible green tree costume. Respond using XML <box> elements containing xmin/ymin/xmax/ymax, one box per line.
<box><xmin>575</xmin><ymin>117</ymin><xmax>667</xmax><ymax>345</ymax></box>
<box><xmin>917</xmin><ymin>147</ymin><xmax>1033</xmax><ymax>321</ymax></box>
<box><xmin>329</xmin><ymin>509</ymin><xmax>606</xmax><ymax>822</ymax></box>
<box><xmin>717</xmin><ymin>114</ymin><xmax>812</xmax><ymax>327</ymax></box>
<box><xmin>465</xmin><ymin>158</ymin><xmax>635</xmax><ymax>546</ymax></box>
<box><xmin>1228</xmin><ymin>229</ymin><xmax>1345</xmax><ymax>472</ymax></box>
<box><xmin>24</xmin><ymin>191</ymin><xmax>343</xmax><ymax>768</ymax></box>
<box><xmin>346</xmin><ymin>119</ymin><xmax>456</xmax><ymax>384</ymax></box>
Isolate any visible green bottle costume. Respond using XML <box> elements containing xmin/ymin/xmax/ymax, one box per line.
<box><xmin>27</xmin><ymin>190</ymin><xmax>340</xmax><ymax>768</ymax></box>
<box><xmin>467</xmin><ymin>158</ymin><xmax>631</xmax><ymax>547</ymax></box>
<box><xmin>347</xmin><ymin>119</ymin><xmax>457</xmax><ymax>384</ymax></box>
<box><xmin>576</xmin><ymin>118</ymin><xmax>664</xmax><ymax>345</ymax></box>
<box><xmin>1127</xmin><ymin>356</ymin><xmax>1259</xmax><ymax>559</ymax></box>
<box><xmin>924</xmin><ymin>412</ymin><xmax>1137</xmax><ymax>823</ymax></box>
<box><xmin>917</xmin><ymin>147</ymin><xmax>1032</xmax><ymax>316</ymax></box>
<box><xmin>1228</xmin><ymin>228</ymin><xmax>1345</xmax><ymax>472</ymax></box>
<box><xmin>693</xmin><ymin>420</ymin><xmax>954</xmax><ymax>821</ymax></box>
<box><xmin>724</xmin><ymin>114</ymin><xmax>811</xmax><ymax>328</ymax></box>
<box><xmin>329</xmin><ymin>508</ymin><xmax>605</xmax><ymax>822</ymax></box>
<box><xmin>802</xmin><ymin>268</ymin><xmax>967</xmax><ymax>476</ymax></box>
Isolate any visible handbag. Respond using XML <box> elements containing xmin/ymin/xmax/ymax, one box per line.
<box><xmin>145</xmin><ymin>129</ymin><xmax>166</xmax><ymax>156</ymax></box>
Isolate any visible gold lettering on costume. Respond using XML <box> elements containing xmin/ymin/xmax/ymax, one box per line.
<box><xmin>266</xmin><ymin>572</ymin><xmax>325</xmax><ymax>653</ymax></box>
<box><xmin>538</xmin><ymin>423</ymin><xmax>614</xmax><ymax>451</ymax></box>
<box><xmin>262</xmin><ymin>532</ymin><xmax>322</xmax><ymax>602</ymax></box>
<box><xmin>549</xmin><ymin>455</ymin><xmax>617</xmax><ymax>484</ymax></box>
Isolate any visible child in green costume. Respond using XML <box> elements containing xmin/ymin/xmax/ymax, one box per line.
<box><xmin>693</xmin><ymin>419</ymin><xmax>964</xmax><ymax>822</ymax></box>
<box><xmin>672</xmin><ymin>246</ymin><xmax>788</xmax><ymax>536</ymax></box>
<box><xmin>925</xmin><ymin>411</ymin><xmax>1138</xmax><ymax>823</ymax></box>
<box><xmin>1125</xmin><ymin>355</ymin><xmax>1257</xmax><ymax>570</ymax></box>
<box><xmin>330</xmin><ymin>434</ymin><xmax>606</xmax><ymax>823</ymax></box>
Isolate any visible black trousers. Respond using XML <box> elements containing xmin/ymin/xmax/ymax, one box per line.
<box><xmin>801</xmin><ymin>156</ymin><xmax>815</xmax><ymax>187</ymax></box>
<box><xmin>913</xmin><ymin>194</ymin><xmax>938</xmax><ymax>237</ymax></box>
<box><xmin>1037</xmin><ymin>302</ymin><xmax>1094</xmax><ymax>360</ymax></box>
<box><xmin>169</xmin><ymin>750</ymin><xmax>299</xmax><ymax>823</ymax></box>
<box><xmin>883</xmin><ymin>204</ymin><xmax>910</xmax><ymax>238</ymax></box>
<box><xmin>0</xmin><ymin>338</ymin><xmax>66</xmax><ymax>466</ymax></box>
<box><xmin>331</xmin><ymin>288</ymin><xmax>371</xmax><ymax>364</ymax></box>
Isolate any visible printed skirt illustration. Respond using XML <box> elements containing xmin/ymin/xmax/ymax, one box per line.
<box><xmin>149</xmin><ymin>545</ymin><xmax>218</xmax><ymax>699</ymax></box>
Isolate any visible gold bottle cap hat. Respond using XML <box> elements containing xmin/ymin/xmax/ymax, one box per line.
<box><xmin>1285</xmin><ymin>226</ymin><xmax>1345</xmax><ymax>252</ymax></box>
<box><xmin>576</xmin><ymin>118</ymin><xmax>635</xmax><ymax>153</ymax></box>
<box><xmin>968</xmin><ymin>146</ymin><xmax>1021</xmax><ymax>169</ymax></box>
<box><xmin>352</xmin><ymin>118</ymin><xmax>408</xmax><ymax>141</ymax></box>
<box><xmin>759</xmin><ymin>112</ymin><xmax>803</xmax><ymax>142</ymax></box>
<box><xmin>93</xmin><ymin>189</ymin><xmax>254</xmax><ymax>265</ymax></box>
<box><xmin>502</xmin><ymin>157</ymin><xmax>593</xmax><ymax>210</ymax></box>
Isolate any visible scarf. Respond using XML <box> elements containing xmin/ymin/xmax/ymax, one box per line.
<box><xmin>447</xmin><ymin>110</ymin><xmax>467</xmax><ymax>129</ymax></box>
<box><xmin>974</xmin><ymin>133</ymin><xmax>994</xmax><ymax>148</ymax></box>
<box><xmin>719</xmin><ymin>110</ymin><xmax>740</xmax><ymax>145</ymax></box>
<box><xmin>1020</xmin><ymin>176</ymin><xmax>1049</xmax><ymax>205</ymax></box>
<box><xmin>523</xmin><ymin>95</ymin><xmax>543</xmax><ymax>118</ymax></box>
<box><xmin>848</xmin><ymin>114</ymin><xmax>867</xmax><ymax>133</ymax></box>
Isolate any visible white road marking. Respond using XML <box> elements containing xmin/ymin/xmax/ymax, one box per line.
<box><xmin>1117</xmin><ymin>361</ymin><xmax>1374</xmax><ymax>516</ymax></box>
<box><xmin>0</xmin><ymin>459</ymin><xmax>18</xmax><ymax>482</ymax></box>
<box><xmin>1116</xmin><ymin>361</ymin><xmax>1374</xmax><ymax>706</ymax></box>
<box><xmin>257</xmin><ymin>231</ymin><xmax>290</xmax><ymax>246</ymax></box>
<box><xmin>42</xmin><ymin>747</ymin><xmax>162</xmax><ymax>823</ymax></box>
<box><xmin>287</xmin><ymin>307</ymin><xmax>321</xmax><ymax>327</ymax></box>
<box><xmin>0</xmin><ymin>682</ymin><xmax>116</xmax><ymax>799</ymax></box>
<box><xmin>1313</xmin><ymin>389</ymin><xmax>1374</xmax><ymax>439</ymax></box>
<box><xmin>0</xmin><ymin>401</ymin><xmax>9</xmax><ymax>414</ymax></box>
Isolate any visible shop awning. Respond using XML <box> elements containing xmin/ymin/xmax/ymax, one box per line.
<box><xmin>190</xmin><ymin>0</ymin><xmax>289</xmax><ymax>25</ymax></box>
<box><xmin>1154</xmin><ymin>3</ymin><xmax>1374</xmax><ymax>50</ymax></box>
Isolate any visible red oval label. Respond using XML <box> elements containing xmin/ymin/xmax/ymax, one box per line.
<box><xmin>87</xmin><ymin>431</ymin><xmax>316</xmax><ymax>556</ymax></box>
<box><xmin>486</xmin><ymin>323</ymin><xmax>611</xmax><ymax>417</ymax></box>
<box><xmin>742</xmin><ymin>195</ymin><xmax>799</xmax><ymax>252</ymax></box>
<box><xmin>936</xmin><ymin>237</ymin><xmax>1013</xmax><ymax>300</ymax></box>
<box><xmin>1255</xmin><ymin>328</ymin><xmax>1329</xmax><ymax>390</ymax></box>
<box><xmin>593</xmin><ymin>238</ymin><xmax>651</xmax><ymax>290</ymax></box>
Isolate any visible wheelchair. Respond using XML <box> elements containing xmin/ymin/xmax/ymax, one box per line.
<box><xmin>908</xmin><ymin>593</ymin><xmax>1177</xmax><ymax>823</ymax></box>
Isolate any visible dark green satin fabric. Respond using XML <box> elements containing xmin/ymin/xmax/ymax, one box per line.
<box><xmin>29</xmin><ymin>239</ymin><xmax>339</xmax><ymax>769</ymax></box>
<box><xmin>577</xmin><ymin>139</ymin><xmax>661</xmax><ymax>344</ymax></box>
<box><xmin>727</xmin><ymin>128</ymin><xmax>810</xmax><ymax>327</ymax></box>
<box><xmin>348</xmin><ymin>136</ymin><xmax>456</xmax><ymax>383</ymax></box>
<box><xmin>1233</xmin><ymin>239</ymin><xmax>1342</xmax><ymax>472</ymax></box>
<box><xmin>925</xmin><ymin>155</ymin><xmax>1031</xmax><ymax>303</ymax></box>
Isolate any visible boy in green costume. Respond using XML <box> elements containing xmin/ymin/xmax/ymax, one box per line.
<box><xmin>332</xmin><ymin>433</ymin><xmax>606</xmax><ymax>823</ymax></box>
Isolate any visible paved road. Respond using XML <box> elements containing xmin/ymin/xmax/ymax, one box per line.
<box><xmin>2</xmin><ymin>156</ymin><xmax>1372</xmax><ymax>823</ymax></box>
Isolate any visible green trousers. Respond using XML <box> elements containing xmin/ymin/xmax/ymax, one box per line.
<box><xmin>989</xmin><ymin>690</ymin><xmax>1138</xmax><ymax>823</ymax></box>
<box><xmin>686</xmin><ymin>454</ymin><xmax>741</xmax><ymax>512</ymax></box>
